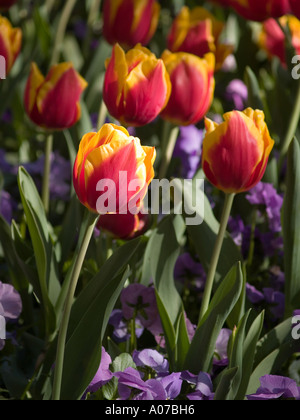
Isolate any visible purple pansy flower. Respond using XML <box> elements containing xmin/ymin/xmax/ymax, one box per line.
<box><xmin>22</xmin><ymin>152</ymin><xmax>71</xmax><ymax>201</ymax></box>
<box><xmin>246</xmin><ymin>182</ymin><xmax>283</xmax><ymax>233</ymax></box>
<box><xmin>228</xmin><ymin>215</ymin><xmax>246</xmax><ymax>247</ymax></box>
<box><xmin>186</xmin><ymin>372</ymin><xmax>215</xmax><ymax>400</ymax></box>
<box><xmin>0</xmin><ymin>190</ymin><xmax>17</xmax><ymax>224</ymax></box>
<box><xmin>85</xmin><ymin>347</ymin><xmax>113</xmax><ymax>395</ymax></box>
<box><xmin>114</xmin><ymin>367</ymin><xmax>182</xmax><ymax>400</ymax></box>
<box><xmin>108</xmin><ymin>309</ymin><xmax>144</xmax><ymax>343</ymax></box>
<box><xmin>214</xmin><ymin>328</ymin><xmax>232</xmax><ymax>367</ymax></box>
<box><xmin>159</xmin><ymin>372</ymin><xmax>182</xmax><ymax>400</ymax></box>
<box><xmin>246</xmin><ymin>283</ymin><xmax>265</xmax><ymax>304</ymax></box>
<box><xmin>132</xmin><ymin>349</ymin><xmax>169</xmax><ymax>375</ymax></box>
<box><xmin>0</xmin><ymin>281</ymin><xmax>22</xmax><ymax>350</ymax></box>
<box><xmin>121</xmin><ymin>284</ymin><xmax>161</xmax><ymax>331</ymax></box>
<box><xmin>0</xmin><ymin>281</ymin><xmax>22</xmax><ymax>321</ymax></box>
<box><xmin>224</xmin><ymin>79</ymin><xmax>248</xmax><ymax>111</ymax></box>
<box><xmin>172</xmin><ymin>125</ymin><xmax>203</xmax><ymax>179</ymax></box>
<box><xmin>114</xmin><ymin>367</ymin><xmax>166</xmax><ymax>400</ymax></box>
<box><xmin>174</xmin><ymin>252</ymin><xmax>206</xmax><ymax>292</ymax></box>
<box><xmin>263</xmin><ymin>288</ymin><xmax>285</xmax><ymax>320</ymax></box>
<box><xmin>247</xmin><ymin>375</ymin><xmax>300</xmax><ymax>400</ymax></box>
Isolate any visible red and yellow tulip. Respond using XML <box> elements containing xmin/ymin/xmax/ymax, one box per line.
<box><xmin>202</xmin><ymin>108</ymin><xmax>275</xmax><ymax>193</ymax></box>
<box><xmin>73</xmin><ymin>123</ymin><xmax>156</xmax><ymax>215</ymax></box>
<box><xmin>97</xmin><ymin>206</ymin><xmax>149</xmax><ymax>240</ymax></box>
<box><xmin>103</xmin><ymin>43</ymin><xmax>171</xmax><ymax>127</ymax></box>
<box><xmin>290</xmin><ymin>0</ymin><xmax>300</xmax><ymax>19</ymax></box>
<box><xmin>0</xmin><ymin>15</ymin><xmax>21</xmax><ymax>75</ymax></box>
<box><xmin>0</xmin><ymin>0</ymin><xmax>17</xmax><ymax>10</ymax></box>
<box><xmin>160</xmin><ymin>50</ymin><xmax>215</xmax><ymax>126</ymax></box>
<box><xmin>167</xmin><ymin>6</ymin><xmax>233</xmax><ymax>71</ymax></box>
<box><xmin>102</xmin><ymin>0</ymin><xmax>160</xmax><ymax>49</ymax></box>
<box><xmin>209</xmin><ymin>0</ymin><xmax>290</xmax><ymax>21</ymax></box>
<box><xmin>24</xmin><ymin>62</ymin><xmax>88</xmax><ymax>130</ymax></box>
<box><xmin>259</xmin><ymin>15</ymin><xmax>300</xmax><ymax>66</ymax></box>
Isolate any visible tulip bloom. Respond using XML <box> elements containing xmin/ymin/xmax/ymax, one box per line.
<box><xmin>160</xmin><ymin>51</ymin><xmax>215</xmax><ymax>126</ymax></box>
<box><xmin>202</xmin><ymin>108</ymin><xmax>275</xmax><ymax>194</ymax></box>
<box><xmin>259</xmin><ymin>15</ymin><xmax>300</xmax><ymax>66</ymax></box>
<box><xmin>167</xmin><ymin>6</ymin><xmax>233</xmax><ymax>71</ymax></box>
<box><xmin>103</xmin><ymin>43</ymin><xmax>171</xmax><ymax>127</ymax></box>
<box><xmin>0</xmin><ymin>16</ymin><xmax>22</xmax><ymax>75</ymax></box>
<box><xmin>97</xmin><ymin>207</ymin><xmax>149</xmax><ymax>239</ymax></box>
<box><xmin>209</xmin><ymin>0</ymin><xmax>290</xmax><ymax>21</ymax></box>
<box><xmin>102</xmin><ymin>0</ymin><xmax>160</xmax><ymax>49</ymax></box>
<box><xmin>24</xmin><ymin>62</ymin><xmax>88</xmax><ymax>130</ymax></box>
<box><xmin>290</xmin><ymin>0</ymin><xmax>300</xmax><ymax>19</ymax></box>
<box><xmin>0</xmin><ymin>0</ymin><xmax>17</xmax><ymax>10</ymax></box>
<box><xmin>73</xmin><ymin>123</ymin><xmax>156</xmax><ymax>214</ymax></box>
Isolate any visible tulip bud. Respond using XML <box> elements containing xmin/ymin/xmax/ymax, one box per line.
<box><xmin>208</xmin><ymin>0</ymin><xmax>290</xmax><ymax>21</ymax></box>
<box><xmin>202</xmin><ymin>108</ymin><xmax>275</xmax><ymax>194</ymax></box>
<box><xmin>160</xmin><ymin>50</ymin><xmax>215</xmax><ymax>126</ymax></box>
<box><xmin>258</xmin><ymin>15</ymin><xmax>300</xmax><ymax>66</ymax></box>
<box><xmin>167</xmin><ymin>6</ymin><xmax>233</xmax><ymax>71</ymax></box>
<box><xmin>73</xmin><ymin>123</ymin><xmax>156</xmax><ymax>215</ymax></box>
<box><xmin>0</xmin><ymin>15</ymin><xmax>21</xmax><ymax>75</ymax></box>
<box><xmin>102</xmin><ymin>0</ymin><xmax>160</xmax><ymax>49</ymax></box>
<box><xmin>103</xmin><ymin>43</ymin><xmax>171</xmax><ymax>127</ymax></box>
<box><xmin>0</xmin><ymin>0</ymin><xmax>17</xmax><ymax>10</ymax></box>
<box><xmin>97</xmin><ymin>206</ymin><xmax>149</xmax><ymax>239</ymax></box>
<box><xmin>24</xmin><ymin>62</ymin><xmax>88</xmax><ymax>130</ymax></box>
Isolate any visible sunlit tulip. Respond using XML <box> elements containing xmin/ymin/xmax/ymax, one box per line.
<box><xmin>202</xmin><ymin>108</ymin><xmax>275</xmax><ymax>193</ymax></box>
<box><xmin>0</xmin><ymin>15</ymin><xmax>21</xmax><ymax>75</ymax></box>
<box><xmin>102</xmin><ymin>0</ymin><xmax>160</xmax><ymax>49</ymax></box>
<box><xmin>160</xmin><ymin>50</ymin><xmax>215</xmax><ymax>126</ymax></box>
<box><xmin>167</xmin><ymin>6</ymin><xmax>233</xmax><ymax>71</ymax></box>
<box><xmin>259</xmin><ymin>15</ymin><xmax>300</xmax><ymax>66</ymax></box>
<box><xmin>24</xmin><ymin>62</ymin><xmax>88</xmax><ymax>130</ymax></box>
<box><xmin>103</xmin><ymin>43</ymin><xmax>171</xmax><ymax>127</ymax></box>
<box><xmin>73</xmin><ymin>123</ymin><xmax>156</xmax><ymax>214</ymax></box>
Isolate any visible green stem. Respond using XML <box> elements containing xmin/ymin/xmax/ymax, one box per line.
<box><xmin>50</xmin><ymin>0</ymin><xmax>78</xmax><ymax>66</ymax></box>
<box><xmin>130</xmin><ymin>317</ymin><xmax>137</xmax><ymax>353</ymax></box>
<box><xmin>52</xmin><ymin>211</ymin><xmax>99</xmax><ymax>400</ymax></box>
<box><xmin>246</xmin><ymin>208</ymin><xmax>257</xmax><ymax>268</ymax></box>
<box><xmin>88</xmin><ymin>0</ymin><xmax>102</xmax><ymax>27</ymax></box>
<box><xmin>279</xmin><ymin>81</ymin><xmax>300</xmax><ymax>166</ymax></box>
<box><xmin>158</xmin><ymin>124</ymin><xmax>179</xmax><ymax>180</ymax></box>
<box><xmin>198</xmin><ymin>193</ymin><xmax>235</xmax><ymax>325</ymax></box>
<box><xmin>97</xmin><ymin>99</ymin><xmax>107</xmax><ymax>130</ymax></box>
<box><xmin>41</xmin><ymin>133</ymin><xmax>53</xmax><ymax>214</ymax></box>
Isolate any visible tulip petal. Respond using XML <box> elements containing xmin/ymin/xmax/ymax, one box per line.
<box><xmin>203</xmin><ymin>111</ymin><xmax>265</xmax><ymax>192</ymax></box>
<box><xmin>35</xmin><ymin>63</ymin><xmax>87</xmax><ymax>129</ymax></box>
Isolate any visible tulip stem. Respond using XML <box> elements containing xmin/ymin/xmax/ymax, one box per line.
<box><xmin>198</xmin><ymin>193</ymin><xmax>235</xmax><ymax>325</ymax></box>
<box><xmin>88</xmin><ymin>0</ymin><xmax>102</xmax><ymax>27</ymax></box>
<box><xmin>41</xmin><ymin>133</ymin><xmax>53</xmax><ymax>214</ymax></box>
<box><xmin>159</xmin><ymin>123</ymin><xmax>179</xmax><ymax>179</ymax></box>
<box><xmin>279</xmin><ymin>81</ymin><xmax>300</xmax><ymax>166</ymax></box>
<box><xmin>97</xmin><ymin>99</ymin><xmax>107</xmax><ymax>130</ymax></box>
<box><xmin>50</xmin><ymin>0</ymin><xmax>78</xmax><ymax>66</ymax></box>
<box><xmin>52</xmin><ymin>211</ymin><xmax>99</xmax><ymax>400</ymax></box>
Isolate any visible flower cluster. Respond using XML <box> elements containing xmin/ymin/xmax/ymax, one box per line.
<box><xmin>0</xmin><ymin>0</ymin><xmax>300</xmax><ymax>403</ymax></box>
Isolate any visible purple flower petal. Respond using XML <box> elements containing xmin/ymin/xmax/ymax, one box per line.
<box><xmin>86</xmin><ymin>347</ymin><xmax>113</xmax><ymax>394</ymax></box>
<box><xmin>159</xmin><ymin>372</ymin><xmax>182</xmax><ymax>400</ymax></box>
<box><xmin>247</xmin><ymin>375</ymin><xmax>300</xmax><ymax>400</ymax></box>
<box><xmin>132</xmin><ymin>349</ymin><xmax>169</xmax><ymax>374</ymax></box>
<box><xmin>0</xmin><ymin>282</ymin><xmax>22</xmax><ymax>320</ymax></box>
